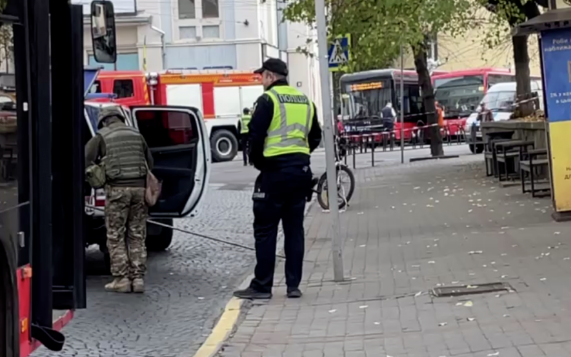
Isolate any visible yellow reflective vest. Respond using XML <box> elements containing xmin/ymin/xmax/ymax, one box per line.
<box><xmin>240</xmin><ymin>115</ymin><xmax>251</xmax><ymax>134</ymax></box>
<box><xmin>263</xmin><ymin>86</ymin><xmax>314</xmax><ymax>157</ymax></box>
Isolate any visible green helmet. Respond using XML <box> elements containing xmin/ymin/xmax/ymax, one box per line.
<box><xmin>97</xmin><ymin>105</ymin><xmax>125</xmax><ymax>129</ymax></box>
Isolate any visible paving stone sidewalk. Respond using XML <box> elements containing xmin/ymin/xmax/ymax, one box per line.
<box><xmin>219</xmin><ymin>152</ymin><xmax>571</xmax><ymax>357</ymax></box>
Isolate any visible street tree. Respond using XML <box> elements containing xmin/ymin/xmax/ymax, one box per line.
<box><xmin>481</xmin><ymin>0</ymin><xmax>547</xmax><ymax>117</ymax></box>
<box><xmin>283</xmin><ymin>0</ymin><xmax>474</xmax><ymax>156</ymax></box>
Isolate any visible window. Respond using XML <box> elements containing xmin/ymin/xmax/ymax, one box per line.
<box><xmin>89</xmin><ymin>80</ymin><xmax>102</xmax><ymax>94</ymax></box>
<box><xmin>203</xmin><ymin>25</ymin><xmax>220</xmax><ymax>39</ymax></box>
<box><xmin>487</xmin><ymin>74</ymin><xmax>515</xmax><ymax>88</ymax></box>
<box><xmin>344</xmin><ymin>81</ymin><xmax>392</xmax><ymax>118</ymax></box>
<box><xmin>434</xmin><ymin>75</ymin><xmax>485</xmax><ymax>117</ymax></box>
<box><xmin>202</xmin><ymin>0</ymin><xmax>219</xmax><ymax>18</ymax></box>
<box><xmin>178</xmin><ymin>0</ymin><xmax>196</xmax><ymax>19</ymax></box>
<box><xmin>135</xmin><ymin>111</ymin><xmax>196</xmax><ymax>147</ymax></box>
<box><xmin>179</xmin><ymin>26</ymin><xmax>197</xmax><ymax>39</ymax></box>
<box><xmin>113</xmin><ymin>80</ymin><xmax>134</xmax><ymax>99</ymax></box>
<box><xmin>426</xmin><ymin>35</ymin><xmax>438</xmax><ymax>61</ymax></box>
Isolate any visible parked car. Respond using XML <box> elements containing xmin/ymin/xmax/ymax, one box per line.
<box><xmin>83</xmin><ymin>102</ymin><xmax>211</xmax><ymax>266</ymax></box>
<box><xmin>465</xmin><ymin>81</ymin><xmax>543</xmax><ymax>153</ymax></box>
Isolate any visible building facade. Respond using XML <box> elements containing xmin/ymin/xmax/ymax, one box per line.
<box><xmin>82</xmin><ymin>0</ymin><xmax>321</xmax><ymax>101</ymax></box>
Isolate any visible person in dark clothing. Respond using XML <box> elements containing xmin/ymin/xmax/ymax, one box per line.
<box><xmin>381</xmin><ymin>102</ymin><xmax>396</xmax><ymax>132</ymax></box>
<box><xmin>233</xmin><ymin>58</ymin><xmax>322</xmax><ymax>300</ymax></box>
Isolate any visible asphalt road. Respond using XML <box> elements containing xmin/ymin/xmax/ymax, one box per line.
<box><xmin>33</xmin><ymin>161</ymin><xmax>263</xmax><ymax>357</ymax></box>
<box><xmin>32</xmin><ymin>143</ymin><xmax>471</xmax><ymax>357</ymax></box>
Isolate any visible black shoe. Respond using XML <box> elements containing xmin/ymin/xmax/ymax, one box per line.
<box><xmin>233</xmin><ymin>287</ymin><xmax>272</xmax><ymax>300</ymax></box>
<box><xmin>287</xmin><ymin>288</ymin><xmax>302</xmax><ymax>298</ymax></box>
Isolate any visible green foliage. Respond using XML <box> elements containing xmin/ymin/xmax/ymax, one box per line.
<box><xmin>479</xmin><ymin>0</ymin><xmax>537</xmax><ymax>49</ymax></box>
<box><xmin>282</xmin><ymin>0</ymin><xmax>475</xmax><ymax>72</ymax></box>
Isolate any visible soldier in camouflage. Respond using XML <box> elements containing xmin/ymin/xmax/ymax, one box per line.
<box><xmin>85</xmin><ymin>105</ymin><xmax>154</xmax><ymax>293</ymax></box>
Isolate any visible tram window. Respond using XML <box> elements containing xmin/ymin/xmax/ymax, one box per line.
<box><xmin>113</xmin><ymin>79</ymin><xmax>134</xmax><ymax>98</ymax></box>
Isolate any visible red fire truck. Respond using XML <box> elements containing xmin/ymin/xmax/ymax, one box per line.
<box><xmin>87</xmin><ymin>70</ymin><xmax>264</xmax><ymax>162</ymax></box>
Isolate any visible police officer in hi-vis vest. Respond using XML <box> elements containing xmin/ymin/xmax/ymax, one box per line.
<box><xmin>239</xmin><ymin>107</ymin><xmax>252</xmax><ymax>166</ymax></box>
<box><xmin>233</xmin><ymin>58</ymin><xmax>322</xmax><ymax>300</ymax></box>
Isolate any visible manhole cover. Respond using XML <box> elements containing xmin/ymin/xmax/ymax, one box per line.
<box><xmin>431</xmin><ymin>282</ymin><xmax>514</xmax><ymax>297</ymax></box>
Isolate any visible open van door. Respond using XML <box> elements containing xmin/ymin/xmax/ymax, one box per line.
<box><xmin>131</xmin><ymin>106</ymin><xmax>211</xmax><ymax>217</ymax></box>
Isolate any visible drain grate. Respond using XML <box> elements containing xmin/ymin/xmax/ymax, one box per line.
<box><xmin>431</xmin><ymin>282</ymin><xmax>514</xmax><ymax>297</ymax></box>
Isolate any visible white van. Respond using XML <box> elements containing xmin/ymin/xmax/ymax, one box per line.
<box><xmin>465</xmin><ymin>81</ymin><xmax>543</xmax><ymax>153</ymax></box>
<box><xmin>83</xmin><ymin>102</ymin><xmax>211</xmax><ymax>265</ymax></box>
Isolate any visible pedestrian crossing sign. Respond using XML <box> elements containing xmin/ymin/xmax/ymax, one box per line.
<box><xmin>328</xmin><ymin>35</ymin><xmax>351</xmax><ymax>72</ymax></box>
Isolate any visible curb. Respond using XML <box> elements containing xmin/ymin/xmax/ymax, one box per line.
<box><xmin>191</xmin><ymin>198</ymin><xmax>317</xmax><ymax>357</ymax></box>
<box><xmin>192</xmin><ymin>297</ymin><xmax>242</xmax><ymax>357</ymax></box>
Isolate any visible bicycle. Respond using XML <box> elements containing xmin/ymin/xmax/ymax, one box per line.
<box><xmin>310</xmin><ymin>136</ymin><xmax>355</xmax><ymax>210</ymax></box>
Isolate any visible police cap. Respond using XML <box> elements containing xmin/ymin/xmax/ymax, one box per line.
<box><xmin>254</xmin><ymin>58</ymin><xmax>288</xmax><ymax>76</ymax></box>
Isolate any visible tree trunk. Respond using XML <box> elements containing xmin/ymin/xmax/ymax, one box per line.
<box><xmin>512</xmin><ymin>35</ymin><xmax>533</xmax><ymax>118</ymax></box>
<box><xmin>412</xmin><ymin>42</ymin><xmax>443</xmax><ymax>157</ymax></box>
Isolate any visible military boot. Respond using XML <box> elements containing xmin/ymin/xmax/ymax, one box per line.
<box><xmin>105</xmin><ymin>277</ymin><xmax>131</xmax><ymax>293</ymax></box>
<box><xmin>132</xmin><ymin>278</ymin><xmax>145</xmax><ymax>293</ymax></box>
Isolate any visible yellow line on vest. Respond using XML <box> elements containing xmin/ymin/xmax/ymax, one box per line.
<box><xmin>192</xmin><ymin>297</ymin><xmax>243</xmax><ymax>357</ymax></box>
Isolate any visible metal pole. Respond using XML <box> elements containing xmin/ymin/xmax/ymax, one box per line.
<box><xmin>315</xmin><ymin>0</ymin><xmax>344</xmax><ymax>282</ymax></box>
<box><xmin>400</xmin><ymin>45</ymin><xmax>404</xmax><ymax>164</ymax></box>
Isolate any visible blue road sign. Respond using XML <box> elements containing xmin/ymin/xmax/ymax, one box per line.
<box><xmin>328</xmin><ymin>35</ymin><xmax>351</xmax><ymax>72</ymax></box>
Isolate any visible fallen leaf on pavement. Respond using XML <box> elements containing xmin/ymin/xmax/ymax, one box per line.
<box><xmin>467</xmin><ymin>317</ymin><xmax>475</xmax><ymax>321</ymax></box>
<box><xmin>488</xmin><ymin>352</ymin><xmax>500</xmax><ymax>356</ymax></box>
<box><xmin>328</xmin><ymin>309</ymin><xmax>336</xmax><ymax>313</ymax></box>
<box><xmin>438</xmin><ymin>322</ymin><xmax>447</xmax><ymax>327</ymax></box>
<box><xmin>464</xmin><ymin>301</ymin><xmax>473</xmax><ymax>307</ymax></box>
<box><xmin>359</xmin><ymin>305</ymin><xmax>368</xmax><ymax>309</ymax></box>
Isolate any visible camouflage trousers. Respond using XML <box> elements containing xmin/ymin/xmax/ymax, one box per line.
<box><xmin>105</xmin><ymin>186</ymin><xmax>148</xmax><ymax>279</ymax></box>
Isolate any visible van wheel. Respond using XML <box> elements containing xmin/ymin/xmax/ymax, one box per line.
<box><xmin>211</xmin><ymin>130</ymin><xmax>238</xmax><ymax>162</ymax></box>
<box><xmin>146</xmin><ymin>219</ymin><xmax>174</xmax><ymax>252</ymax></box>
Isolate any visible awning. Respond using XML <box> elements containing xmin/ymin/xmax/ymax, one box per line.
<box><xmin>513</xmin><ymin>8</ymin><xmax>571</xmax><ymax>36</ymax></box>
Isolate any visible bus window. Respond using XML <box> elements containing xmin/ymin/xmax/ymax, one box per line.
<box><xmin>434</xmin><ymin>75</ymin><xmax>484</xmax><ymax>118</ymax></box>
<box><xmin>487</xmin><ymin>74</ymin><xmax>515</xmax><ymax>88</ymax></box>
<box><xmin>345</xmin><ymin>81</ymin><xmax>392</xmax><ymax>118</ymax></box>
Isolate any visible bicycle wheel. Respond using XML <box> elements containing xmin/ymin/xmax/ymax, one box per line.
<box><xmin>316</xmin><ymin>165</ymin><xmax>355</xmax><ymax>210</ymax></box>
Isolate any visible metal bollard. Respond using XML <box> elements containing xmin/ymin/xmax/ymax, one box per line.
<box><xmin>390</xmin><ymin>133</ymin><xmax>394</xmax><ymax>151</ymax></box>
<box><xmin>382</xmin><ymin>133</ymin><xmax>387</xmax><ymax>151</ymax></box>
<box><xmin>370</xmin><ymin>136</ymin><xmax>375</xmax><ymax>167</ymax></box>
<box><xmin>359</xmin><ymin>135</ymin><xmax>363</xmax><ymax>153</ymax></box>
<box><xmin>364</xmin><ymin>135</ymin><xmax>368</xmax><ymax>153</ymax></box>
<box><xmin>446</xmin><ymin>129</ymin><xmax>451</xmax><ymax>145</ymax></box>
<box><xmin>412</xmin><ymin>128</ymin><xmax>417</xmax><ymax>149</ymax></box>
<box><xmin>352</xmin><ymin>143</ymin><xmax>356</xmax><ymax>169</ymax></box>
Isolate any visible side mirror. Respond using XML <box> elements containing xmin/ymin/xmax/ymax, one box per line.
<box><xmin>90</xmin><ymin>0</ymin><xmax>117</xmax><ymax>63</ymax></box>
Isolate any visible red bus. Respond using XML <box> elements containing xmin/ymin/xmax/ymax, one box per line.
<box><xmin>432</xmin><ymin>68</ymin><xmax>540</xmax><ymax>136</ymax></box>
<box><xmin>340</xmin><ymin>68</ymin><xmax>449</xmax><ymax>142</ymax></box>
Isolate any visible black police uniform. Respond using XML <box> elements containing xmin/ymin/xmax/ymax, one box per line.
<box><xmin>234</xmin><ymin>59</ymin><xmax>322</xmax><ymax>299</ymax></box>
